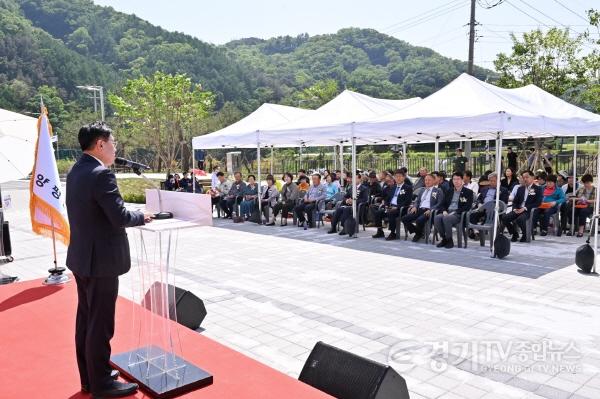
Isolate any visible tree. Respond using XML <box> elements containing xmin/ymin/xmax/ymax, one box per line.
<box><xmin>493</xmin><ymin>28</ymin><xmax>587</xmax><ymax>96</ymax></box>
<box><xmin>109</xmin><ymin>72</ymin><xmax>214</xmax><ymax>171</ymax></box>
<box><xmin>283</xmin><ymin>79</ymin><xmax>339</xmax><ymax>109</ymax></box>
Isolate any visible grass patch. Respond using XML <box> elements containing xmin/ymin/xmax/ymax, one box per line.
<box><xmin>117</xmin><ymin>177</ymin><xmax>163</xmax><ymax>204</ymax></box>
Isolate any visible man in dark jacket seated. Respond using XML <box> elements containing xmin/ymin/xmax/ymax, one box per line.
<box><xmin>434</xmin><ymin>172</ymin><xmax>474</xmax><ymax>249</ymax></box>
<box><xmin>402</xmin><ymin>174</ymin><xmax>445</xmax><ymax>242</ymax></box>
<box><xmin>469</xmin><ymin>172</ymin><xmax>509</xmax><ymax>228</ymax></box>
<box><xmin>501</xmin><ymin>170</ymin><xmax>543</xmax><ymax>242</ymax></box>
<box><xmin>327</xmin><ymin>173</ymin><xmax>369</xmax><ymax>236</ymax></box>
<box><xmin>372</xmin><ymin>169</ymin><xmax>413</xmax><ymax>240</ymax></box>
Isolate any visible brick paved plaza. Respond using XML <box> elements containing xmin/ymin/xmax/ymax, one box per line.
<box><xmin>2</xmin><ymin>180</ymin><xmax>600</xmax><ymax>398</ymax></box>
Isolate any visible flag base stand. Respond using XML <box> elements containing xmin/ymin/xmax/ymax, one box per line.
<box><xmin>43</xmin><ymin>266</ymin><xmax>70</xmax><ymax>285</ymax></box>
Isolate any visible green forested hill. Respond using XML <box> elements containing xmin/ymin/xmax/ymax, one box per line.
<box><xmin>0</xmin><ymin>0</ymin><xmax>493</xmax><ymax>123</ymax></box>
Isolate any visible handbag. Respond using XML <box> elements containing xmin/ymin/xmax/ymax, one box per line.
<box><xmin>493</xmin><ymin>232</ymin><xmax>510</xmax><ymax>259</ymax></box>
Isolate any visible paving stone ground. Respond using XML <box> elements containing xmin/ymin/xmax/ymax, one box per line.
<box><xmin>2</xmin><ymin>180</ymin><xmax>600</xmax><ymax>399</ymax></box>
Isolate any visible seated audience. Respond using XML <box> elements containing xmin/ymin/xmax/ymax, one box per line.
<box><xmin>208</xmin><ymin>172</ymin><xmax>231</xmax><ymax>209</ymax></box>
<box><xmin>536</xmin><ymin>174</ymin><xmax>565</xmax><ymax>236</ymax></box>
<box><xmin>567</xmin><ymin>174</ymin><xmax>596</xmax><ymax>237</ymax></box>
<box><xmin>501</xmin><ymin>170</ymin><xmax>543</xmax><ymax>242</ymax></box>
<box><xmin>239</xmin><ymin>175</ymin><xmax>258</xmax><ymax>220</ymax></box>
<box><xmin>324</xmin><ymin>174</ymin><xmax>340</xmax><ymax>203</ymax></box>
<box><xmin>220</xmin><ymin>171</ymin><xmax>246</xmax><ymax>218</ymax></box>
<box><xmin>372</xmin><ymin>169</ymin><xmax>413</xmax><ymax>240</ymax></box>
<box><xmin>294</xmin><ymin>174</ymin><xmax>326</xmax><ymax>228</ymax></box>
<box><xmin>402</xmin><ymin>174</ymin><xmax>445</xmax><ymax>242</ymax></box>
<box><xmin>296</xmin><ymin>169</ymin><xmax>308</xmax><ymax>185</ymax></box>
<box><xmin>261</xmin><ymin>175</ymin><xmax>280</xmax><ymax>226</ymax></box>
<box><xmin>164</xmin><ymin>174</ymin><xmax>174</xmax><ymax>191</ymax></box>
<box><xmin>413</xmin><ymin>167</ymin><xmax>428</xmax><ymax>190</ymax></box>
<box><xmin>368</xmin><ymin>171</ymin><xmax>383</xmax><ymax>201</ymax></box>
<box><xmin>434</xmin><ymin>172</ymin><xmax>473</xmax><ymax>249</ymax></box>
<box><xmin>180</xmin><ymin>172</ymin><xmax>191</xmax><ymax>191</ymax></box>
<box><xmin>468</xmin><ymin>172</ymin><xmax>509</xmax><ymax>231</ymax></box>
<box><xmin>463</xmin><ymin>170</ymin><xmax>478</xmax><ymax>196</ymax></box>
<box><xmin>399</xmin><ymin>167</ymin><xmax>412</xmax><ymax>186</ymax></box>
<box><xmin>327</xmin><ymin>173</ymin><xmax>369</xmax><ymax>236</ymax></box>
<box><xmin>501</xmin><ymin>167</ymin><xmax>519</xmax><ymax>192</ymax></box>
<box><xmin>272</xmin><ymin>173</ymin><xmax>299</xmax><ymax>226</ymax></box>
<box><xmin>560</xmin><ymin>174</ymin><xmax>579</xmax><ymax>233</ymax></box>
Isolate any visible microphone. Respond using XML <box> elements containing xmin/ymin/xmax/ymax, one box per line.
<box><xmin>114</xmin><ymin>157</ymin><xmax>150</xmax><ymax>173</ymax></box>
<box><xmin>114</xmin><ymin>157</ymin><xmax>173</xmax><ymax>220</ymax></box>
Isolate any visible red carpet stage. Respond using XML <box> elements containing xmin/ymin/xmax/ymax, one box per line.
<box><xmin>0</xmin><ymin>278</ymin><xmax>332</xmax><ymax>399</ymax></box>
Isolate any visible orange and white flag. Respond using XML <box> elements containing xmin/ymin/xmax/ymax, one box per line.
<box><xmin>29</xmin><ymin>108</ymin><xmax>70</xmax><ymax>245</ymax></box>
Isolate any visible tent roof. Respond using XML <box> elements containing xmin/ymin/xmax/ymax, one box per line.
<box><xmin>0</xmin><ymin>108</ymin><xmax>37</xmax><ymax>183</ymax></box>
<box><xmin>355</xmin><ymin>73</ymin><xmax>600</xmax><ymax>142</ymax></box>
<box><xmin>191</xmin><ymin>103</ymin><xmax>314</xmax><ymax>149</ymax></box>
<box><xmin>233</xmin><ymin>90</ymin><xmax>421</xmax><ymax>148</ymax></box>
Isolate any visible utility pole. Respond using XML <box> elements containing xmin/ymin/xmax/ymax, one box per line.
<box><xmin>465</xmin><ymin>0</ymin><xmax>477</xmax><ymax>159</ymax></box>
<box><xmin>468</xmin><ymin>0</ymin><xmax>476</xmax><ymax>75</ymax></box>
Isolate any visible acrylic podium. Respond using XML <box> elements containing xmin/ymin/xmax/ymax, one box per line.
<box><xmin>110</xmin><ymin>191</ymin><xmax>213</xmax><ymax>398</ymax></box>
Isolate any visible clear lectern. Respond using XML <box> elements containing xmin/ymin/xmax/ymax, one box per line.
<box><xmin>110</xmin><ymin>218</ymin><xmax>212</xmax><ymax>398</ymax></box>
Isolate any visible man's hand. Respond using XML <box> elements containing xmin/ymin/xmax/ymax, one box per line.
<box><xmin>144</xmin><ymin>212</ymin><xmax>154</xmax><ymax>223</ymax></box>
<box><xmin>443</xmin><ymin>211</ymin><xmax>448</xmax><ymax>216</ymax></box>
<box><xmin>424</xmin><ymin>210</ymin><xmax>431</xmax><ymax>216</ymax></box>
<box><xmin>515</xmin><ymin>208</ymin><xmax>525</xmax><ymax>215</ymax></box>
<box><xmin>409</xmin><ymin>207</ymin><xmax>416</xmax><ymax>214</ymax></box>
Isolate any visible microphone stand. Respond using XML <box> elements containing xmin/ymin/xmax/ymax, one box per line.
<box><xmin>133</xmin><ymin>167</ymin><xmax>173</xmax><ymax>219</ymax></box>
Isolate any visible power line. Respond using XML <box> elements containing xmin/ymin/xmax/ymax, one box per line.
<box><xmin>550</xmin><ymin>0</ymin><xmax>590</xmax><ymax>23</ymax></box>
<box><xmin>504</xmin><ymin>0</ymin><xmax>551</xmax><ymax>28</ymax></box>
<box><xmin>515</xmin><ymin>0</ymin><xmax>583</xmax><ymax>35</ymax></box>
<box><xmin>385</xmin><ymin>1</ymin><xmax>469</xmax><ymax>35</ymax></box>
<box><xmin>381</xmin><ymin>0</ymin><xmax>465</xmax><ymax>32</ymax></box>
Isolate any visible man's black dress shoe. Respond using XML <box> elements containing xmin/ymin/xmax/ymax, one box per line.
<box><xmin>81</xmin><ymin>370</ymin><xmax>120</xmax><ymax>393</ymax></box>
<box><xmin>92</xmin><ymin>380</ymin><xmax>139</xmax><ymax>398</ymax></box>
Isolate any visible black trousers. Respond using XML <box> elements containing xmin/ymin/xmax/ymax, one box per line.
<box><xmin>219</xmin><ymin>196</ymin><xmax>242</xmax><ymax>217</ymax></box>
<box><xmin>402</xmin><ymin>208</ymin><xmax>430</xmax><ymax>235</ymax></box>
<box><xmin>373</xmin><ymin>207</ymin><xmax>402</xmax><ymax>234</ymax></box>
<box><xmin>331</xmin><ymin>206</ymin><xmax>354</xmax><ymax>229</ymax></box>
<box><xmin>272</xmin><ymin>200</ymin><xmax>295</xmax><ymax>218</ymax></box>
<box><xmin>294</xmin><ymin>202</ymin><xmax>316</xmax><ymax>226</ymax></box>
<box><xmin>74</xmin><ymin>274</ymin><xmax>119</xmax><ymax>392</ymax></box>
<box><xmin>502</xmin><ymin>210</ymin><xmax>529</xmax><ymax>236</ymax></box>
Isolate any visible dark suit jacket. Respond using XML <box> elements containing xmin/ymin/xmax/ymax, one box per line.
<box><xmin>415</xmin><ymin>186</ymin><xmax>445</xmax><ymax>211</ymax></box>
<box><xmin>66</xmin><ymin>154</ymin><xmax>145</xmax><ymax>278</ymax></box>
<box><xmin>478</xmin><ymin>186</ymin><xmax>509</xmax><ymax>205</ymax></box>
<box><xmin>441</xmin><ymin>186</ymin><xmax>474</xmax><ymax>214</ymax></box>
<box><xmin>387</xmin><ymin>183</ymin><xmax>413</xmax><ymax>208</ymax></box>
<box><xmin>343</xmin><ymin>183</ymin><xmax>369</xmax><ymax>205</ymax></box>
<box><xmin>512</xmin><ymin>184</ymin><xmax>543</xmax><ymax>211</ymax></box>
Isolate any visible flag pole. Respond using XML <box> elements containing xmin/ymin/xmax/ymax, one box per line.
<box><xmin>39</xmin><ymin>96</ymin><xmax>69</xmax><ymax>285</ymax></box>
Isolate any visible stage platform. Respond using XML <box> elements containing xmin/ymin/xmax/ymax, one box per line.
<box><xmin>0</xmin><ymin>278</ymin><xmax>332</xmax><ymax>399</ymax></box>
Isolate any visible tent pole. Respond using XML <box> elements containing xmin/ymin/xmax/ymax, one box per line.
<box><xmin>340</xmin><ymin>144</ymin><xmax>344</xmax><ymax>174</ymax></box>
<box><xmin>434</xmin><ymin>137</ymin><xmax>439</xmax><ymax>171</ymax></box>
<box><xmin>491</xmin><ymin>114</ymin><xmax>505</xmax><ymax>258</ymax></box>
<box><xmin>333</xmin><ymin>145</ymin><xmax>337</xmax><ymax>171</ymax></box>
<box><xmin>402</xmin><ymin>143</ymin><xmax>407</xmax><ymax>168</ymax></box>
<box><xmin>270</xmin><ymin>147</ymin><xmax>274</xmax><ymax>175</ymax></box>
<box><xmin>256</xmin><ymin>131</ymin><xmax>261</xmax><ymax>221</ymax></box>
<box><xmin>191</xmin><ymin>140</ymin><xmax>195</xmax><ymax>194</ymax></box>
<box><xmin>351</xmin><ymin>124</ymin><xmax>357</xmax><ymax>228</ymax></box>
<box><xmin>572</xmin><ymin>134</ymin><xmax>578</xmax><ymax>236</ymax></box>
<box><xmin>594</xmin><ymin>140</ymin><xmax>600</xmax><ymax>274</ymax></box>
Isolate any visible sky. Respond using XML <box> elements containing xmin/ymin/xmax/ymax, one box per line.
<box><xmin>93</xmin><ymin>0</ymin><xmax>598</xmax><ymax>70</ymax></box>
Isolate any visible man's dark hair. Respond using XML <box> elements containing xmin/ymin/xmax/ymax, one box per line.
<box><xmin>394</xmin><ymin>169</ymin><xmax>406</xmax><ymax>176</ymax></box>
<box><xmin>521</xmin><ymin>170</ymin><xmax>533</xmax><ymax>177</ymax></box>
<box><xmin>452</xmin><ymin>172</ymin><xmax>464</xmax><ymax>179</ymax></box>
<box><xmin>582</xmin><ymin>174</ymin><xmax>593</xmax><ymax>183</ymax></box>
<box><xmin>298</xmin><ymin>169</ymin><xmax>306</xmax><ymax>174</ymax></box>
<box><xmin>248</xmin><ymin>174</ymin><xmax>256</xmax><ymax>180</ymax></box>
<box><xmin>464</xmin><ymin>170</ymin><xmax>473</xmax><ymax>178</ymax></box>
<box><xmin>312</xmin><ymin>173</ymin><xmax>321</xmax><ymax>179</ymax></box>
<box><xmin>546</xmin><ymin>174</ymin><xmax>557</xmax><ymax>183</ymax></box>
<box><xmin>78</xmin><ymin>121</ymin><xmax>112</xmax><ymax>151</ymax></box>
<box><xmin>216</xmin><ymin>171</ymin><xmax>224</xmax><ymax>177</ymax></box>
<box><xmin>536</xmin><ymin>171</ymin><xmax>547</xmax><ymax>180</ymax></box>
<box><xmin>507</xmin><ymin>147</ymin><xmax>512</xmax><ymax>150</ymax></box>
<box><xmin>234</xmin><ymin>171</ymin><xmax>242</xmax><ymax>177</ymax></box>
<box><xmin>399</xmin><ymin>166</ymin><xmax>408</xmax><ymax>174</ymax></box>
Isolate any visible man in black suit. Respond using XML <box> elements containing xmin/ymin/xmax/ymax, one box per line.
<box><xmin>434</xmin><ymin>172</ymin><xmax>474</xmax><ymax>248</ymax></box>
<box><xmin>501</xmin><ymin>170</ymin><xmax>543</xmax><ymax>242</ymax></box>
<box><xmin>402</xmin><ymin>174</ymin><xmax>445</xmax><ymax>242</ymax></box>
<box><xmin>372</xmin><ymin>169</ymin><xmax>413</xmax><ymax>240</ymax></box>
<box><xmin>66</xmin><ymin>122</ymin><xmax>153</xmax><ymax>398</ymax></box>
<box><xmin>327</xmin><ymin>173</ymin><xmax>369</xmax><ymax>236</ymax></box>
<box><xmin>468</xmin><ymin>172</ymin><xmax>509</xmax><ymax>228</ymax></box>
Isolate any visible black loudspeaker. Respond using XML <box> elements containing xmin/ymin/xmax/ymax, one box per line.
<box><xmin>143</xmin><ymin>282</ymin><xmax>207</xmax><ymax>330</ymax></box>
<box><xmin>299</xmin><ymin>342</ymin><xmax>410</xmax><ymax>399</ymax></box>
<box><xmin>494</xmin><ymin>233</ymin><xmax>510</xmax><ymax>259</ymax></box>
<box><xmin>575</xmin><ymin>242</ymin><xmax>595</xmax><ymax>274</ymax></box>
<box><xmin>2</xmin><ymin>221</ymin><xmax>11</xmax><ymax>257</ymax></box>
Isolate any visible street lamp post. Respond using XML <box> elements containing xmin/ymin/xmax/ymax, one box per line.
<box><xmin>76</xmin><ymin>85</ymin><xmax>105</xmax><ymax>121</ymax></box>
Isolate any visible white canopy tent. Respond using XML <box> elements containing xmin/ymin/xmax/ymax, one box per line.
<box><xmin>191</xmin><ymin>103</ymin><xmax>314</xmax><ymax>149</ymax></box>
<box><xmin>0</xmin><ymin>108</ymin><xmax>37</xmax><ymax>184</ymax></box>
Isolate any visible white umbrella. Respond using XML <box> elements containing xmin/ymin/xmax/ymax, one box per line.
<box><xmin>0</xmin><ymin>108</ymin><xmax>38</xmax><ymax>183</ymax></box>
